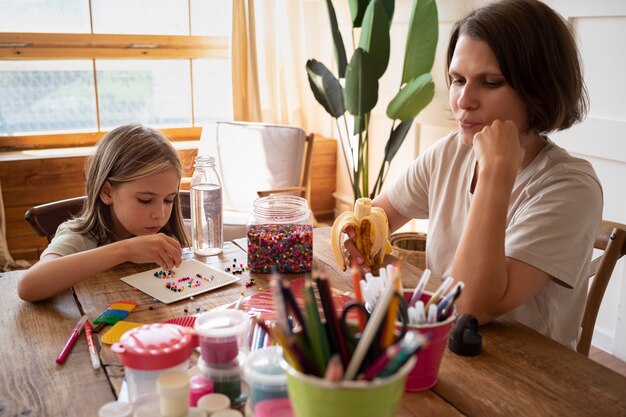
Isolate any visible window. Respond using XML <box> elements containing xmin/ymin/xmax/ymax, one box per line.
<box><xmin>0</xmin><ymin>0</ymin><xmax>232</xmax><ymax>149</ymax></box>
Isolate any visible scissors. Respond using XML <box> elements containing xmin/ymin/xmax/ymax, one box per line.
<box><xmin>339</xmin><ymin>292</ymin><xmax>410</xmax><ymax>362</ymax></box>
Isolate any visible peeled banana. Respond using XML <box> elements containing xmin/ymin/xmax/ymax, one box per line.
<box><xmin>331</xmin><ymin>198</ymin><xmax>392</xmax><ymax>271</ymax></box>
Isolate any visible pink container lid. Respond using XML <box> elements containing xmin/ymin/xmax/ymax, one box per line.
<box><xmin>254</xmin><ymin>398</ymin><xmax>293</xmax><ymax>417</ymax></box>
<box><xmin>112</xmin><ymin>323</ymin><xmax>198</xmax><ymax>370</ymax></box>
<box><xmin>189</xmin><ymin>376</ymin><xmax>214</xmax><ymax>407</ymax></box>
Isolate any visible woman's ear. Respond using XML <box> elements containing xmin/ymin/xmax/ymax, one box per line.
<box><xmin>100</xmin><ymin>180</ymin><xmax>113</xmax><ymax>205</ymax></box>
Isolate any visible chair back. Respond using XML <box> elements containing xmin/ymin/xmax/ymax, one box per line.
<box><xmin>26</xmin><ymin>192</ymin><xmax>192</xmax><ymax>244</ymax></box>
<box><xmin>25</xmin><ymin>196</ymin><xmax>86</xmax><ymax>243</ymax></box>
<box><xmin>577</xmin><ymin>220</ymin><xmax>626</xmax><ymax>356</ymax></box>
<box><xmin>198</xmin><ymin>121</ymin><xmax>312</xmax><ymax>214</ymax></box>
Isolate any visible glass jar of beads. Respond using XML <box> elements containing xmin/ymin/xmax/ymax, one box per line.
<box><xmin>246</xmin><ymin>195</ymin><xmax>313</xmax><ymax>273</ymax></box>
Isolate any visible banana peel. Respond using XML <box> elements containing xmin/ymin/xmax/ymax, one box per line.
<box><xmin>331</xmin><ymin>198</ymin><xmax>392</xmax><ymax>271</ymax></box>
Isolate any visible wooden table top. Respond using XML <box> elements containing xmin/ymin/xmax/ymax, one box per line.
<box><xmin>2</xmin><ymin>227</ymin><xmax>626</xmax><ymax>417</ymax></box>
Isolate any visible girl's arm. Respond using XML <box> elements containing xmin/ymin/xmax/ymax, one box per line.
<box><xmin>451</xmin><ymin>120</ymin><xmax>550</xmax><ymax>324</ymax></box>
<box><xmin>18</xmin><ymin>233</ymin><xmax>182</xmax><ymax>302</ymax></box>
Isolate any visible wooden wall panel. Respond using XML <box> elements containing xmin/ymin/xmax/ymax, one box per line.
<box><xmin>2</xmin><ymin>139</ymin><xmax>336</xmax><ymax>261</ymax></box>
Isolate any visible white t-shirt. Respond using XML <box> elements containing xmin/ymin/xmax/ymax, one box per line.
<box><xmin>41</xmin><ymin>221</ymin><xmax>99</xmax><ymax>258</ymax></box>
<box><xmin>387</xmin><ymin>132</ymin><xmax>603</xmax><ymax>348</ymax></box>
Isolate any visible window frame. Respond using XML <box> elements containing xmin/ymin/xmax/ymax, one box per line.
<box><xmin>0</xmin><ymin>32</ymin><xmax>229</xmax><ymax>150</ymax></box>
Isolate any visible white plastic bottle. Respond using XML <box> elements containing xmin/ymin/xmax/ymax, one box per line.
<box><xmin>190</xmin><ymin>156</ymin><xmax>223</xmax><ymax>256</ymax></box>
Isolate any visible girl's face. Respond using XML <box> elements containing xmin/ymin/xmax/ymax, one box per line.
<box><xmin>101</xmin><ymin>168</ymin><xmax>180</xmax><ymax>239</ymax></box>
<box><xmin>449</xmin><ymin>35</ymin><xmax>529</xmax><ymax>146</ymax></box>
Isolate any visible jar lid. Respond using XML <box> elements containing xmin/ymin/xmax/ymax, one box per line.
<box><xmin>243</xmin><ymin>346</ymin><xmax>286</xmax><ymax>386</ymax></box>
<box><xmin>254</xmin><ymin>398</ymin><xmax>294</xmax><ymax>417</ymax></box>
<box><xmin>111</xmin><ymin>323</ymin><xmax>198</xmax><ymax>370</ymax></box>
<box><xmin>194</xmin><ymin>309</ymin><xmax>251</xmax><ymax>339</ymax></box>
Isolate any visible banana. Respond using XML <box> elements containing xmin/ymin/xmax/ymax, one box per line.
<box><xmin>330</xmin><ymin>198</ymin><xmax>392</xmax><ymax>271</ymax></box>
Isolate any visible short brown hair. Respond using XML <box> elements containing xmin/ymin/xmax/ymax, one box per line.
<box><xmin>446</xmin><ymin>0</ymin><xmax>588</xmax><ymax>134</ymax></box>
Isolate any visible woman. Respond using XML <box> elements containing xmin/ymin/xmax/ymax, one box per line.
<box><xmin>346</xmin><ymin>0</ymin><xmax>602</xmax><ymax>348</ymax></box>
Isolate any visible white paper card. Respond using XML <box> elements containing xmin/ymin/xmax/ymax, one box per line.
<box><xmin>121</xmin><ymin>259</ymin><xmax>241</xmax><ymax>304</ymax></box>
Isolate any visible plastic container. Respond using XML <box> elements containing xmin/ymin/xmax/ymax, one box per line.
<box><xmin>198</xmin><ymin>356</ymin><xmax>244</xmax><ymax>403</ymax></box>
<box><xmin>157</xmin><ymin>371</ymin><xmax>190</xmax><ymax>417</ymax></box>
<box><xmin>246</xmin><ymin>195</ymin><xmax>313</xmax><ymax>273</ymax></box>
<box><xmin>243</xmin><ymin>346</ymin><xmax>287</xmax><ymax>407</ymax></box>
<box><xmin>189</xmin><ymin>376</ymin><xmax>214</xmax><ymax>407</ymax></box>
<box><xmin>194</xmin><ymin>310</ymin><xmax>251</xmax><ymax>365</ymax></box>
<box><xmin>112</xmin><ymin>323</ymin><xmax>198</xmax><ymax>403</ymax></box>
<box><xmin>133</xmin><ymin>401</ymin><xmax>206</xmax><ymax>417</ymax></box>
<box><xmin>98</xmin><ymin>401</ymin><xmax>133</xmax><ymax>417</ymax></box>
<box><xmin>191</xmin><ymin>155</ymin><xmax>223</xmax><ymax>256</ymax></box>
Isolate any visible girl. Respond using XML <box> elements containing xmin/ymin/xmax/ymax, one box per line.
<box><xmin>18</xmin><ymin>124</ymin><xmax>190</xmax><ymax>302</ymax></box>
<box><xmin>345</xmin><ymin>0</ymin><xmax>603</xmax><ymax>348</ymax></box>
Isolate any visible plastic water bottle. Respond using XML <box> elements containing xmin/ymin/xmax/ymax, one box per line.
<box><xmin>191</xmin><ymin>155</ymin><xmax>223</xmax><ymax>256</ymax></box>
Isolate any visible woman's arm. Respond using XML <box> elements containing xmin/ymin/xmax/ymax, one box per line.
<box><xmin>17</xmin><ymin>233</ymin><xmax>182</xmax><ymax>302</ymax></box>
<box><xmin>451</xmin><ymin>120</ymin><xmax>550</xmax><ymax>324</ymax></box>
<box><xmin>342</xmin><ymin>192</ymin><xmax>411</xmax><ymax>273</ymax></box>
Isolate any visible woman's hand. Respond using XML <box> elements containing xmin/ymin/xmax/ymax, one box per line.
<box><xmin>342</xmin><ymin>225</ymin><xmax>371</xmax><ymax>274</ymax></box>
<box><xmin>121</xmin><ymin>233</ymin><xmax>182</xmax><ymax>271</ymax></box>
<box><xmin>473</xmin><ymin>119</ymin><xmax>524</xmax><ymax>181</ymax></box>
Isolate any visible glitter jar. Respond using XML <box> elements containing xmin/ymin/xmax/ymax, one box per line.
<box><xmin>246</xmin><ymin>195</ymin><xmax>313</xmax><ymax>273</ymax></box>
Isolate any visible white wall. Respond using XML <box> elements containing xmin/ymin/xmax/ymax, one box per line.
<box><xmin>304</xmin><ymin>0</ymin><xmax>626</xmax><ymax>358</ymax></box>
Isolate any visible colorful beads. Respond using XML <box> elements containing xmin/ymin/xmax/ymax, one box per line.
<box><xmin>246</xmin><ymin>223</ymin><xmax>313</xmax><ymax>273</ymax></box>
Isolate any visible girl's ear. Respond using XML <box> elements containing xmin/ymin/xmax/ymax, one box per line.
<box><xmin>100</xmin><ymin>180</ymin><xmax>113</xmax><ymax>205</ymax></box>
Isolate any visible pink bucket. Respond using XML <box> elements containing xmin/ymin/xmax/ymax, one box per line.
<box><xmin>399</xmin><ymin>290</ymin><xmax>456</xmax><ymax>392</ymax></box>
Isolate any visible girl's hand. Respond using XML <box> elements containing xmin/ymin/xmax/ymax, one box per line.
<box><xmin>121</xmin><ymin>233</ymin><xmax>182</xmax><ymax>271</ymax></box>
<box><xmin>343</xmin><ymin>225</ymin><xmax>371</xmax><ymax>274</ymax></box>
<box><xmin>473</xmin><ymin>119</ymin><xmax>524</xmax><ymax>180</ymax></box>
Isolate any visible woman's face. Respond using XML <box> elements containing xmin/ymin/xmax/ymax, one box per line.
<box><xmin>101</xmin><ymin>168</ymin><xmax>180</xmax><ymax>239</ymax></box>
<box><xmin>449</xmin><ymin>35</ymin><xmax>529</xmax><ymax>146</ymax></box>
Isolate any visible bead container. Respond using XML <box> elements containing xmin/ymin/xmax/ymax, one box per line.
<box><xmin>246</xmin><ymin>196</ymin><xmax>313</xmax><ymax>273</ymax></box>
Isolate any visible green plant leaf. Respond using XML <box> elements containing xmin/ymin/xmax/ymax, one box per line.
<box><xmin>349</xmin><ymin>0</ymin><xmax>369</xmax><ymax>28</ymax></box>
<box><xmin>344</xmin><ymin>48</ymin><xmax>379</xmax><ymax>117</ymax></box>
<box><xmin>402</xmin><ymin>0</ymin><xmax>438</xmax><ymax>84</ymax></box>
<box><xmin>386</xmin><ymin>73</ymin><xmax>435</xmax><ymax>120</ymax></box>
<box><xmin>358</xmin><ymin>0</ymin><xmax>390</xmax><ymax>80</ymax></box>
<box><xmin>383</xmin><ymin>119</ymin><xmax>414</xmax><ymax>162</ymax></box>
<box><xmin>306</xmin><ymin>59</ymin><xmax>346</xmax><ymax>119</ymax></box>
<box><xmin>325</xmin><ymin>0</ymin><xmax>348</xmax><ymax>78</ymax></box>
<box><xmin>380</xmin><ymin>0</ymin><xmax>394</xmax><ymax>22</ymax></box>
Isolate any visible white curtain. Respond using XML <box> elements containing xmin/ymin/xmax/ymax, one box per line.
<box><xmin>0</xmin><ymin>181</ymin><xmax>29</xmax><ymax>271</ymax></box>
<box><xmin>231</xmin><ymin>0</ymin><xmax>328</xmax><ymax>134</ymax></box>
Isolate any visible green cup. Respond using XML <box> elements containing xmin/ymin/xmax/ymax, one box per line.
<box><xmin>284</xmin><ymin>356</ymin><xmax>416</xmax><ymax>417</ymax></box>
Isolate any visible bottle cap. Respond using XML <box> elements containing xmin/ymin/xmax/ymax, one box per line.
<box><xmin>448</xmin><ymin>313</ymin><xmax>482</xmax><ymax>356</ymax></box>
<box><xmin>197</xmin><ymin>393</ymin><xmax>230</xmax><ymax>414</ymax></box>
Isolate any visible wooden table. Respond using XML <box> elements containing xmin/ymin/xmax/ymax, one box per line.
<box><xmin>2</xmin><ymin>227</ymin><xmax>626</xmax><ymax>416</ymax></box>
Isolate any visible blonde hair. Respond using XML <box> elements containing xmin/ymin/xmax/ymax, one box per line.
<box><xmin>72</xmin><ymin>124</ymin><xmax>190</xmax><ymax>246</ymax></box>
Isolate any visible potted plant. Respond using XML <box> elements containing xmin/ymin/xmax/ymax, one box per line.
<box><xmin>306</xmin><ymin>0</ymin><xmax>438</xmax><ymax>200</ymax></box>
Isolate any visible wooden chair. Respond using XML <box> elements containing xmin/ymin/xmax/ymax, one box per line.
<box><xmin>25</xmin><ymin>191</ymin><xmax>191</xmax><ymax>243</ymax></box>
<box><xmin>194</xmin><ymin>121</ymin><xmax>315</xmax><ymax>240</ymax></box>
<box><xmin>25</xmin><ymin>196</ymin><xmax>86</xmax><ymax>243</ymax></box>
<box><xmin>577</xmin><ymin>220</ymin><xmax>626</xmax><ymax>356</ymax></box>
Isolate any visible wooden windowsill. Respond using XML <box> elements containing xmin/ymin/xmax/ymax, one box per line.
<box><xmin>0</xmin><ymin>140</ymin><xmax>200</xmax><ymax>162</ymax></box>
